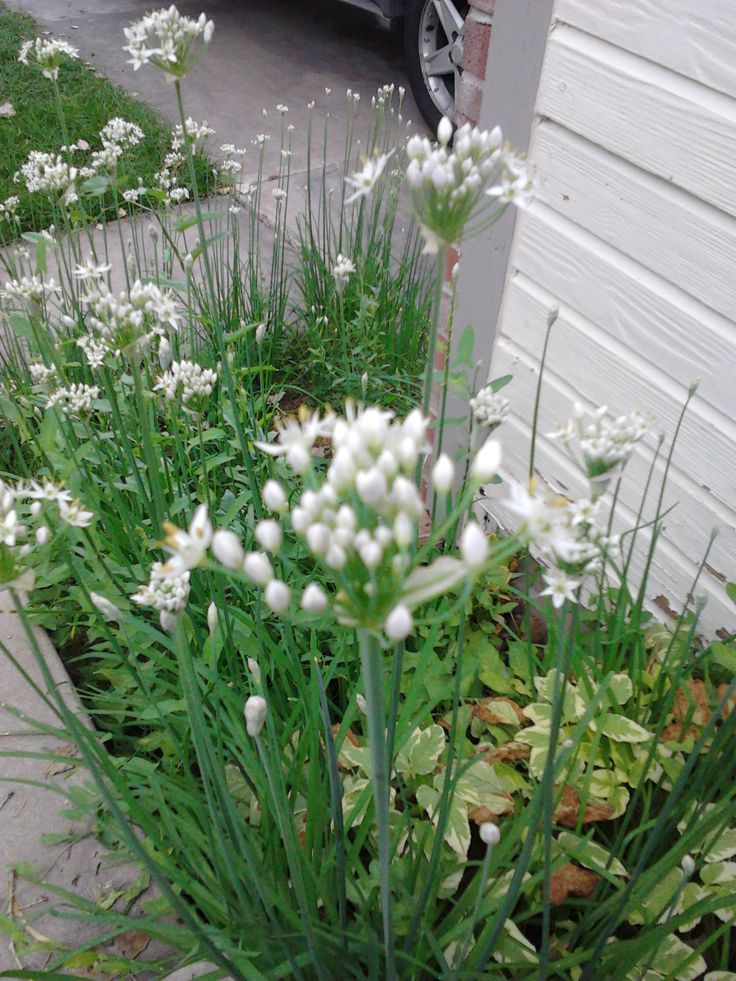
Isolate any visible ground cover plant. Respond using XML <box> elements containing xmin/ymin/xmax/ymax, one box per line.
<box><xmin>0</xmin><ymin>7</ymin><xmax>734</xmax><ymax>979</ymax></box>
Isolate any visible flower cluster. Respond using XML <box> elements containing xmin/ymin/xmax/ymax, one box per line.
<box><xmin>131</xmin><ymin>561</ymin><xmax>191</xmax><ymax>630</ymax></box>
<box><xmin>470</xmin><ymin>384</ymin><xmax>510</xmax><ymax>431</ymax></box>
<box><xmin>18</xmin><ymin>37</ymin><xmax>79</xmax><ymax>80</ymax></box>
<box><xmin>29</xmin><ymin>363</ymin><xmax>58</xmax><ymax>388</ymax></box>
<box><xmin>405</xmin><ymin>117</ymin><xmax>534</xmax><ymax>251</ymax></box>
<box><xmin>548</xmin><ymin>404</ymin><xmax>651</xmax><ymax>497</ymax></box>
<box><xmin>0</xmin><ymin>196</ymin><xmax>20</xmax><ymax>225</ymax></box>
<box><xmin>79</xmin><ymin>278</ymin><xmax>181</xmax><ymax>359</ymax></box>
<box><xmin>124</xmin><ymin>5</ymin><xmax>214</xmax><ymax>81</ymax></box>
<box><xmin>82</xmin><ymin>117</ymin><xmax>145</xmax><ymax>174</ymax></box>
<box><xmin>332</xmin><ymin>254</ymin><xmax>355</xmax><ymax>295</ymax></box>
<box><xmin>171</xmin><ymin>117</ymin><xmax>214</xmax><ymax>152</ymax></box>
<box><xmin>0</xmin><ymin>477</ymin><xmax>93</xmax><ymax>587</ymax></box>
<box><xmin>1</xmin><ymin>274</ymin><xmax>60</xmax><ymax>309</ymax></box>
<box><xmin>14</xmin><ymin>151</ymin><xmax>78</xmax><ymax>203</ymax></box>
<box><xmin>155</xmin><ymin>360</ymin><xmax>217</xmax><ymax>414</ymax></box>
<box><xmin>47</xmin><ymin>383</ymin><xmax>100</xmax><ymax>417</ymax></box>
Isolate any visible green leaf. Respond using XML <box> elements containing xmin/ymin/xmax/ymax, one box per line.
<box><xmin>726</xmin><ymin>582</ymin><xmax>736</xmax><ymax>605</ymax></box>
<box><xmin>700</xmin><ymin>861</ymin><xmax>736</xmax><ymax>886</ymax></box>
<box><xmin>654</xmin><ymin>935</ymin><xmax>706</xmax><ymax>981</ymax></box>
<box><xmin>558</xmin><ymin>831</ymin><xmax>628</xmax><ymax>877</ymax></box>
<box><xmin>703</xmin><ymin>828</ymin><xmax>736</xmax><ymax>863</ymax></box>
<box><xmin>489</xmin><ymin>374</ymin><xmax>513</xmax><ymax>393</ymax></box>
<box><xmin>709</xmin><ymin>641</ymin><xmax>736</xmax><ymax>673</ymax></box>
<box><xmin>81</xmin><ymin>174</ymin><xmax>111</xmax><ymax>195</ymax></box>
<box><xmin>608</xmin><ymin>673</ymin><xmax>634</xmax><ymax>705</ymax></box>
<box><xmin>453</xmin><ymin>324</ymin><xmax>475</xmax><ymax>370</ymax></box>
<box><xmin>192</xmin><ymin>230</ymin><xmax>230</xmax><ymax>260</ymax></box>
<box><xmin>395</xmin><ymin>725</ymin><xmax>445</xmax><ymax>780</ymax></box>
<box><xmin>598</xmin><ymin>713</ymin><xmax>652</xmax><ymax>743</ymax></box>
<box><xmin>7</xmin><ymin>314</ymin><xmax>34</xmax><ymax>340</ymax></box>
<box><xmin>416</xmin><ymin>784</ymin><xmax>470</xmax><ymax>858</ymax></box>
<box><xmin>174</xmin><ymin>211</ymin><xmax>224</xmax><ymax>233</ymax></box>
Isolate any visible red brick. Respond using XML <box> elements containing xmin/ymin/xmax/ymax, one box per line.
<box><xmin>469</xmin><ymin>0</ymin><xmax>495</xmax><ymax>13</ymax></box>
<box><xmin>455</xmin><ymin>72</ymin><xmax>484</xmax><ymax>126</ymax></box>
<box><xmin>462</xmin><ymin>11</ymin><xmax>492</xmax><ymax>79</ymax></box>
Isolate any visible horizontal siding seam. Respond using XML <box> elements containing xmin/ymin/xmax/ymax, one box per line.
<box><xmin>546</xmin><ymin>22</ymin><xmax>736</xmax><ymax>123</ymax></box>
<box><xmin>494</xmin><ymin>334</ymin><xmax>735</xmax><ymax>522</ymax></box>
<box><xmin>515</xmin><ymin>200</ymin><xmax>736</xmax><ymax>353</ymax></box>
<box><xmin>505</xmin><ymin>268</ymin><xmax>736</xmax><ymax>435</ymax></box>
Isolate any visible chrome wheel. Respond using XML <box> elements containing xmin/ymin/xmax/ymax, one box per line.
<box><xmin>418</xmin><ymin>0</ymin><xmax>467</xmax><ymax>120</ymax></box>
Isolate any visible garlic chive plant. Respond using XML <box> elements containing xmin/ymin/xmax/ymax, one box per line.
<box><xmin>1</xmin><ymin>7</ymin><xmax>734</xmax><ymax>980</ymax></box>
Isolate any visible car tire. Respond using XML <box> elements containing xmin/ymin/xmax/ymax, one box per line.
<box><xmin>403</xmin><ymin>0</ymin><xmax>469</xmax><ymax>132</ymax></box>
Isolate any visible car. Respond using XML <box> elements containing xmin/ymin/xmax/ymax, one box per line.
<box><xmin>339</xmin><ymin>0</ymin><xmax>469</xmax><ymax>130</ymax></box>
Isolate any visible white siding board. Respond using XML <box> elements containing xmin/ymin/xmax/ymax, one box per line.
<box><xmin>555</xmin><ymin>0</ymin><xmax>736</xmax><ymax>100</ymax></box>
<box><xmin>533</xmin><ymin>121</ymin><xmax>736</xmax><ymax>322</ymax></box>
<box><xmin>494</xmin><ymin>278</ymin><xmax>736</xmax><ymax>516</ymax></box>
<box><xmin>538</xmin><ymin>25</ymin><xmax>736</xmax><ymax>215</ymax></box>
<box><xmin>488</xmin><ymin>333</ymin><xmax>736</xmax><ymax>586</ymax></box>
<box><xmin>512</xmin><ymin>205</ymin><xmax>736</xmax><ymax>413</ymax></box>
<box><xmin>477</xmin><ymin>0</ymin><xmax>736</xmax><ymax>635</ymax></box>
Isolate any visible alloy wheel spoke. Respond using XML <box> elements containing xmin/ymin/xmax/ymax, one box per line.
<box><xmin>432</xmin><ymin>0</ymin><xmax>465</xmax><ymax>38</ymax></box>
<box><xmin>423</xmin><ymin>42</ymin><xmax>455</xmax><ymax>76</ymax></box>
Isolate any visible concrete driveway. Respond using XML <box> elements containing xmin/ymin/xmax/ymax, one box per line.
<box><xmin>4</xmin><ymin>0</ymin><xmax>426</xmax><ymax>183</ymax></box>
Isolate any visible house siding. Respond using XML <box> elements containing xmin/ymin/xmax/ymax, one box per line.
<box><xmin>483</xmin><ymin>0</ymin><xmax>736</xmax><ymax>634</ymax></box>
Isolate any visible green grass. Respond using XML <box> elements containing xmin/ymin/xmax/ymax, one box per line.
<box><xmin>0</xmin><ymin>3</ymin><xmax>212</xmax><ymax>234</ymax></box>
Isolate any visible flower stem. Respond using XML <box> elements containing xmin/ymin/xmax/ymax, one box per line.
<box><xmin>422</xmin><ymin>245</ymin><xmax>448</xmax><ymax>422</ymax></box>
<box><xmin>357</xmin><ymin>627</ymin><xmax>397</xmax><ymax>981</ymax></box>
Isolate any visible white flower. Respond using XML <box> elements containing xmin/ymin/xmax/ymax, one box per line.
<box><xmin>264</xmin><ymin>579</ymin><xmax>290</xmax><ymax>614</ymax></box>
<box><xmin>100</xmin><ymin>117</ymin><xmax>145</xmax><ymax>150</ymax></box>
<box><xmin>255</xmin><ymin>322</ymin><xmax>268</xmax><ymax>344</ymax></box>
<box><xmin>0</xmin><ymin>510</ymin><xmax>20</xmax><ymax>546</ymax></box>
<box><xmin>35</xmin><ymin>526</ymin><xmax>50</xmax><ymax>545</ymax></box>
<box><xmin>471</xmin><ymin>438</ymin><xmax>502</xmax><ymax>484</ymax></box>
<box><xmin>437</xmin><ymin>115</ymin><xmax>453</xmax><ymax>146</ymax></box>
<box><xmin>479</xmin><ymin>822</ymin><xmax>500</xmax><ymax>846</ymax></box>
<box><xmin>47</xmin><ymin>383</ymin><xmax>100</xmax><ymax>417</ymax></box>
<box><xmin>161</xmin><ymin>503</ymin><xmax>212</xmax><ymax>573</ymax></box>
<box><xmin>123</xmin><ymin>6</ymin><xmax>214</xmax><ymax>80</ymax></box>
<box><xmin>211</xmin><ymin>529</ymin><xmax>245</xmax><ymax>569</ymax></box>
<box><xmin>155</xmin><ymin>360</ymin><xmax>217</xmax><ymax>414</ymax></box>
<box><xmin>344</xmin><ymin>150</ymin><xmax>394</xmax><ymax>204</ymax></box>
<box><xmin>244</xmin><ymin>695</ymin><xmax>267</xmax><ymax>737</ymax></box>
<box><xmin>19</xmin><ymin>37</ymin><xmax>79</xmax><ymax>80</ymax></box>
<box><xmin>262</xmin><ymin>479</ymin><xmax>287</xmax><ymax>513</ymax></box>
<box><xmin>132</xmin><ymin>561</ymin><xmax>190</xmax><ymax>612</ymax></box>
<box><xmin>15</xmin><ymin>151</ymin><xmax>77</xmax><ymax>201</ymax></box>
<box><xmin>460</xmin><ymin>523</ymin><xmax>488</xmax><ymax>572</ymax></box>
<box><xmin>255</xmin><ymin>519</ymin><xmax>281</xmax><ymax>554</ymax></box>
<box><xmin>254</xmin><ymin>408</ymin><xmax>335</xmax><ymax>476</ymax></box>
<box><xmin>301</xmin><ymin>583</ymin><xmax>328</xmax><ymax>613</ymax></box>
<box><xmin>73</xmin><ymin>258</ymin><xmax>112</xmax><ymax>282</ymax></box>
<box><xmin>540</xmin><ymin>568</ymin><xmax>580</xmax><ymax>609</ymax></box>
<box><xmin>29</xmin><ymin>363</ymin><xmax>57</xmax><ymax>387</ymax></box>
<box><xmin>332</xmin><ymin>253</ymin><xmax>355</xmax><ymax>295</ymax></box>
<box><xmin>0</xmin><ymin>102</ymin><xmax>15</xmax><ymax>118</ymax></box>
<box><xmin>243</xmin><ymin>551</ymin><xmax>274</xmax><ymax>585</ymax></box>
<box><xmin>470</xmin><ymin>385</ymin><xmax>510</xmax><ymax>430</ymax></box>
<box><xmin>432</xmin><ymin>454</ymin><xmax>455</xmax><ymax>495</ymax></box>
<box><xmin>90</xmin><ymin>592</ymin><xmax>123</xmax><ymax>623</ymax></box>
<box><xmin>385</xmin><ymin>604</ymin><xmax>413</xmax><ymax>641</ymax></box>
<box><xmin>58</xmin><ymin>499</ymin><xmax>94</xmax><ymax>527</ymax></box>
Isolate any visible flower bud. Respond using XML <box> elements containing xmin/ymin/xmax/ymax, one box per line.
<box><xmin>437</xmin><ymin>115</ymin><xmax>453</xmax><ymax>146</ymax></box>
<box><xmin>479</xmin><ymin>822</ymin><xmax>500</xmax><ymax>846</ymax></box>
<box><xmin>247</xmin><ymin>657</ymin><xmax>262</xmax><ymax>684</ymax></box>
<box><xmin>356</xmin><ymin>467</ymin><xmax>388</xmax><ymax>507</ymax></box>
<box><xmin>159</xmin><ymin>610</ymin><xmax>177</xmax><ymax>632</ymax></box>
<box><xmin>385</xmin><ymin>604</ymin><xmax>413</xmax><ymax>641</ymax></box>
<box><xmin>306</xmin><ymin>523</ymin><xmax>331</xmax><ymax>556</ymax></box>
<box><xmin>35</xmin><ymin>525</ymin><xmax>50</xmax><ymax>545</ymax></box>
<box><xmin>393</xmin><ymin>512</ymin><xmax>414</xmax><ymax>549</ymax></box>
<box><xmin>207</xmin><ymin>601</ymin><xmax>218</xmax><ymax>634</ymax></box>
<box><xmin>360</xmin><ymin>541</ymin><xmax>382</xmax><ymax>569</ymax></box>
<box><xmin>255</xmin><ymin>519</ymin><xmax>282</xmax><ymax>554</ymax></box>
<box><xmin>356</xmin><ymin>693</ymin><xmax>368</xmax><ymax>715</ymax></box>
<box><xmin>244</xmin><ymin>694</ymin><xmax>267</xmax><ymax>737</ymax></box>
<box><xmin>460</xmin><ymin>522</ymin><xmax>489</xmax><ymax>571</ymax></box>
<box><xmin>244</xmin><ymin>551</ymin><xmax>274</xmax><ymax>584</ymax></box>
<box><xmin>262</xmin><ymin>479</ymin><xmax>287</xmax><ymax>513</ymax></box>
<box><xmin>471</xmin><ymin>438</ymin><xmax>502</xmax><ymax>484</ymax></box>
<box><xmin>30</xmin><ymin>500</ymin><xmax>42</xmax><ymax>517</ymax></box>
<box><xmin>681</xmin><ymin>854</ymin><xmax>696</xmax><ymax>879</ymax></box>
<box><xmin>301</xmin><ymin>582</ymin><xmax>328</xmax><ymax>613</ymax></box>
<box><xmin>212</xmin><ymin>529</ymin><xmax>245</xmax><ymax>569</ymax></box>
<box><xmin>264</xmin><ymin>578</ymin><xmax>290</xmax><ymax>614</ymax></box>
<box><xmin>90</xmin><ymin>591</ymin><xmax>122</xmax><ymax>623</ymax></box>
<box><xmin>159</xmin><ymin>337</ymin><xmax>173</xmax><ymax>370</ymax></box>
<box><xmin>432</xmin><ymin>454</ymin><xmax>455</xmax><ymax>495</ymax></box>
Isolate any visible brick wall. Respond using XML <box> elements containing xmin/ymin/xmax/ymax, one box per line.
<box><xmin>456</xmin><ymin>0</ymin><xmax>494</xmax><ymax>126</ymax></box>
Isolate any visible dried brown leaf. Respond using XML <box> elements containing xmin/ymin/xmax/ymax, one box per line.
<box><xmin>552</xmin><ymin>785</ymin><xmax>614</xmax><ymax>828</ymax></box>
<box><xmin>548</xmin><ymin>863</ymin><xmax>599</xmax><ymax>905</ymax></box>
<box><xmin>485</xmin><ymin>741</ymin><xmax>531</xmax><ymax>763</ymax></box>
<box><xmin>673</xmin><ymin>679</ymin><xmax>711</xmax><ymax>726</ymax></box>
<box><xmin>473</xmin><ymin>697</ymin><xmax>527</xmax><ymax>727</ymax></box>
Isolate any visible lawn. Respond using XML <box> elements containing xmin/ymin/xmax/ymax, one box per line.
<box><xmin>0</xmin><ymin>3</ymin><xmax>212</xmax><ymax>235</ymax></box>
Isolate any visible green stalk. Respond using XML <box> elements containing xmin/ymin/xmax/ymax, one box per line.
<box><xmin>421</xmin><ymin>245</ymin><xmax>447</xmax><ymax>422</ymax></box>
<box><xmin>357</xmin><ymin>627</ymin><xmax>397</xmax><ymax>981</ymax></box>
<box><xmin>130</xmin><ymin>355</ymin><xmax>166</xmax><ymax>527</ymax></box>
